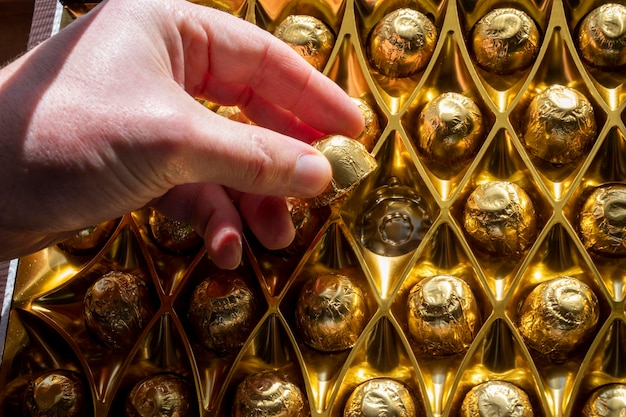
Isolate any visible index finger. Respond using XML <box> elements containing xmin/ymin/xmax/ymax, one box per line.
<box><xmin>176</xmin><ymin>4</ymin><xmax>364</xmax><ymax>137</ymax></box>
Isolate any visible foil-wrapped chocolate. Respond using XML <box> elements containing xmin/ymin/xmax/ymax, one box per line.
<box><xmin>578</xmin><ymin>3</ymin><xmax>626</xmax><ymax>69</ymax></box>
<box><xmin>149</xmin><ymin>209</ymin><xmax>203</xmax><ymax>254</ymax></box>
<box><xmin>295</xmin><ymin>272</ymin><xmax>369</xmax><ymax>352</ymax></box>
<box><xmin>274</xmin><ymin>196</ymin><xmax>321</xmax><ymax>256</ymax></box>
<box><xmin>462</xmin><ymin>181</ymin><xmax>538</xmax><ymax>256</ymax></box>
<box><xmin>460</xmin><ymin>380</ymin><xmax>533</xmax><ymax>417</ymax></box>
<box><xmin>579</xmin><ymin>184</ymin><xmax>626</xmax><ymax>256</ymax></box>
<box><xmin>367</xmin><ymin>8</ymin><xmax>438</xmax><ymax>78</ymax></box>
<box><xmin>57</xmin><ymin>219</ymin><xmax>116</xmax><ymax>255</ymax></box>
<box><xmin>233</xmin><ymin>369</ymin><xmax>308</xmax><ymax>417</ymax></box>
<box><xmin>83</xmin><ymin>271</ymin><xmax>155</xmax><ymax>349</ymax></box>
<box><xmin>312</xmin><ymin>135</ymin><xmax>378</xmax><ymax>207</ymax></box>
<box><xmin>352</xmin><ymin>97</ymin><xmax>381</xmax><ymax>152</ymax></box>
<box><xmin>582</xmin><ymin>384</ymin><xmax>626</xmax><ymax>416</ymax></box>
<box><xmin>274</xmin><ymin>15</ymin><xmax>335</xmax><ymax>71</ymax></box>
<box><xmin>343</xmin><ymin>378</ymin><xmax>418</xmax><ymax>417</ymax></box>
<box><xmin>416</xmin><ymin>92</ymin><xmax>485</xmax><ymax>167</ymax></box>
<box><xmin>187</xmin><ymin>271</ymin><xmax>255</xmax><ymax>354</ymax></box>
<box><xmin>522</xmin><ymin>84</ymin><xmax>596</xmax><ymax>165</ymax></box>
<box><xmin>406</xmin><ymin>275</ymin><xmax>481</xmax><ymax>355</ymax></box>
<box><xmin>517</xmin><ymin>277</ymin><xmax>599</xmax><ymax>361</ymax></box>
<box><xmin>471</xmin><ymin>8</ymin><xmax>541</xmax><ymax>74</ymax></box>
<box><xmin>359</xmin><ymin>177</ymin><xmax>432</xmax><ymax>257</ymax></box>
<box><xmin>23</xmin><ymin>370</ymin><xmax>86</xmax><ymax>417</ymax></box>
<box><xmin>125</xmin><ymin>373</ymin><xmax>193</xmax><ymax>417</ymax></box>
<box><xmin>216</xmin><ymin>105</ymin><xmax>253</xmax><ymax>124</ymax></box>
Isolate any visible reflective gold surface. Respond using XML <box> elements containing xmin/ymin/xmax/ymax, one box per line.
<box><xmin>125</xmin><ymin>373</ymin><xmax>193</xmax><ymax>417</ymax></box>
<box><xmin>233</xmin><ymin>369</ymin><xmax>308</xmax><ymax>417</ymax></box>
<box><xmin>274</xmin><ymin>15</ymin><xmax>335</xmax><ymax>72</ymax></box>
<box><xmin>6</xmin><ymin>1</ymin><xmax>626</xmax><ymax>416</ymax></box>
<box><xmin>460</xmin><ymin>380</ymin><xmax>533</xmax><ymax>417</ymax></box>
<box><xmin>148</xmin><ymin>210</ymin><xmax>202</xmax><ymax>255</ymax></box>
<box><xmin>578</xmin><ymin>3</ymin><xmax>626</xmax><ymax>69</ymax></box>
<box><xmin>343</xmin><ymin>378</ymin><xmax>417</xmax><ymax>417</ymax></box>
<box><xmin>582</xmin><ymin>384</ymin><xmax>626</xmax><ymax>416</ymax></box>
<box><xmin>24</xmin><ymin>370</ymin><xmax>85</xmax><ymax>417</ymax></box>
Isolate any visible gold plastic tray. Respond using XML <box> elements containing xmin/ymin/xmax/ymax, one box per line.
<box><xmin>2</xmin><ymin>0</ymin><xmax>626</xmax><ymax>416</ymax></box>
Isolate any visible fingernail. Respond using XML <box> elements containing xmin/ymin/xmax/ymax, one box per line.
<box><xmin>292</xmin><ymin>153</ymin><xmax>331</xmax><ymax>196</ymax></box>
<box><xmin>212</xmin><ymin>231</ymin><xmax>242</xmax><ymax>270</ymax></box>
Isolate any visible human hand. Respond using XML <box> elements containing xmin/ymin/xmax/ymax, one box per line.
<box><xmin>0</xmin><ymin>0</ymin><xmax>364</xmax><ymax>268</ymax></box>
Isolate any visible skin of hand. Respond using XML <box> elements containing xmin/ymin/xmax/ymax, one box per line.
<box><xmin>0</xmin><ymin>0</ymin><xmax>364</xmax><ymax>268</ymax></box>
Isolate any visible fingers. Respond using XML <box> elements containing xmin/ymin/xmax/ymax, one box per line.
<box><xmin>176</xmin><ymin>3</ymin><xmax>364</xmax><ymax>138</ymax></box>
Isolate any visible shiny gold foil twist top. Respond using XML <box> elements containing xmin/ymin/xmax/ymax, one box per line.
<box><xmin>517</xmin><ymin>277</ymin><xmax>599</xmax><ymax>362</ymax></box>
<box><xmin>582</xmin><ymin>384</ymin><xmax>626</xmax><ymax>416</ymax></box>
<box><xmin>367</xmin><ymin>8</ymin><xmax>438</xmax><ymax>78</ymax></box>
<box><xmin>460</xmin><ymin>380</ymin><xmax>534</xmax><ymax>417</ymax></box>
<box><xmin>416</xmin><ymin>92</ymin><xmax>485</xmax><ymax>167</ymax></box>
<box><xmin>233</xmin><ymin>370</ymin><xmax>307</xmax><ymax>417</ymax></box>
<box><xmin>274</xmin><ymin>15</ymin><xmax>335</xmax><ymax>71</ymax></box>
<box><xmin>462</xmin><ymin>181</ymin><xmax>538</xmax><ymax>256</ymax></box>
<box><xmin>24</xmin><ymin>371</ymin><xmax>85</xmax><ymax>417</ymax></box>
<box><xmin>471</xmin><ymin>8</ymin><xmax>540</xmax><ymax>74</ymax></box>
<box><xmin>312</xmin><ymin>135</ymin><xmax>378</xmax><ymax>207</ymax></box>
<box><xmin>407</xmin><ymin>275</ymin><xmax>481</xmax><ymax>355</ymax></box>
<box><xmin>578</xmin><ymin>3</ymin><xmax>626</xmax><ymax>68</ymax></box>
<box><xmin>343</xmin><ymin>378</ymin><xmax>417</xmax><ymax>417</ymax></box>
<box><xmin>522</xmin><ymin>84</ymin><xmax>596</xmax><ymax>165</ymax></box>
<box><xmin>579</xmin><ymin>184</ymin><xmax>626</xmax><ymax>256</ymax></box>
<box><xmin>295</xmin><ymin>273</ymin><xmax>369</xmax><ymax>352</ymax></box>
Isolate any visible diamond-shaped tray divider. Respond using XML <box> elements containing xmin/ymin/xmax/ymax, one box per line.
<box><xmin>506</xmin><ymin>223</ymin><xmax>612</xmax><ymax>416</ymax></box>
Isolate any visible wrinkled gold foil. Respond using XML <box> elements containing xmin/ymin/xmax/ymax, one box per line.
<box><xmin>56</xmin><ymin>219</ymin><xmax>116</xmax><ymax>255</ymax></box>
<box><xmin>582</xmin><ymin>383</ymin><xmax>626</xmax><ymax>416</ymax></box>
<box><xmin>462</xmin><ymin>181</ymin><xmax>538</xmax><ymax>256</ymax></box>
<box><xmin>295</xmin><ymin>272</ymin><xmax>368</xmax><ymax>352</ymax></box>
<box><xmin>23</xmin><ymin>370</ymin><xmax>85</xmax><ymax>417</ymax></box>
<box><xmin>517</xmin><ymin>277</ymin><xmax>599</xmax><ymax>362</ymax></box>
<box><xmin>471</xmin><ymin>8</ymin><xmax>541</xmax><ymax>74</ymax></box>
<box><xmin>460</xmin><ymin>380</ymin><xmax>534</xmax><ymax>417</ymax></box>
<box><xmin>216</xmin><ymin>105</ymin><xmax>253</xmax><ymax>124</ymax></box>
<box><xmin>83</xmin><ymin>271</ymin><xmax>155</xmax><ymax>350</ymax></box>
<box><xmin>343</xmin><ymin>378</ymin><xmax>417</xmax><ymax>417</ymax></box>
<box><xmin>275</xmin><ymin>196</ymin><xmax>321</xmax><ymax>256</ymax></box>
<box><xmin>406</xmin><ymin>275</ymin><xmax>481</xmax><ymax>355</ymax></box>
<box><xmin>274</xmin><ymin>15</ymin><xmax>335</xmax><ymax>71</ymax></box>
<box><xmin>312</xmin><ymin>135</ymin><xmax>378</xmax><ymax>207</ymax></box>
<box><xmin>148</xmin><ymin>209</ymin><xmax>203</xmax><ymax>254</ymax></box>
<box><xmin>578</xmin><ymin>3</ymin><xmax>626</xmax><ymax>68</ymax></box>
<box><xmin>125</xmin><ymin>373</ymin><xmax>193</xmax><ymax>417</ymax></box>
<box><xmin>233</xmin><ymin>369</ymin><xmax>308</xmax><ymax>417</ymax></box>
<box><xmin>522</xmin><ymin>84</ymin><xmax>597</xmax><ymax>165</ymax></box>
<box><xmin>416</xmin><ymin>92</ymin><xmax>485</xmax><ymax>167</ymax></box>
<box><xmin>352</xmin><ymin>97</ymin><xmax>381</xmax><ymax>152</ymax></box>
<box><xmin>187</xmin><ymin>271</ymin><xmax>255</xmax><ymax>354</ymax></box>
<box><xmin>367</xmin><ymin>8</ymin><xmax>438</xmax><ymax>78</ymax></box>
<box><xmin>579</xmin><ymin>184</ymin><xmax>626</xmax><ymax>256</ymax></box>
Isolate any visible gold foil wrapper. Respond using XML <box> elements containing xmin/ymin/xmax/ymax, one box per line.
<box><xmin>359</xmin><ymin>177</ymin><xmax>432</xmax><ymax>257</ymax></box>
<box><xmin>582</xmin><ymin>384</ymin><xmax>626</xmax><ymax>416</ymax></box>
<box><xmin>23</xmin><ymin>370</ymin><xmax>85</xmax><ymax>417</ymax></box>
<box><xmin>460</xmin><ymin>380</ymin><xmax>534</xmax><ymax>417</ymax></box>
<box><xmin>462</xmin><ymin>181</ymin><xmax>538</xmax><ymax>256</ymax></box>
<box><xmin>406</xmin><ymin>275</ymin><xmax>481</xmax><ymax>355</ymax></box>
<box><xmin>149</xmin><ymin>209</ymin><xmax>202</xmax><ymax>254</ymax></box>
<box><xmin>124</xmin><ymin>373</ymin><xmax>193</xmax><ymax>417</ymax></box>
<box><xmin>274</xmin><ymin>15</ymin><xmax>335</xmax><ymax>71</ymax></box>
<box><xmin>517</xmin><ymin>277</ymin><xmax>599</xmax><ymax>362</ymax></box>
<box><xmin>367</xmin><ymin>8</ymin><xmax>438</xmax><ymax>78</ymax></box>
<box><xmin>579</xmin><ymin>184</ymin><xmax>626</xmax><ymax>256</ymax></box>
<box><xmin>275</xmin><ymin>196</ymin><xmax>321</xmax><ymax>256</ymax></box>
<box><xmin>312</xmin><ymin>135</ymin><xmax>378</xmax><ymax>207</ymax></box>
<box><xmin>56</xmin><ymin>220</ymin><xmax>116</xmax><ymax>255</ymax></box>
<box><xmin>522</xmin><ymin>84</ymin><xmax>597</xmax><ymax>165</ymax></box>
<box><xmin>233</xmin><ymin>369</ymin><xmax>308</xmax><ymax>417</ymax></box>
<box><xmin>352</xmin><ymin>97</ymin><xmax>381</xmax><ymax>152</ymax></box>
<box><xmin>83</xmin><ymin>271</ymin><xmax>155</xmax><ymax>349</ymax></box>
<box><xmin>295</xmin><ymin>272</ymin><xmax>368</xmax><ymax>352</ymax></box>
<box><xmin>471</xmin><ymin>8</ymin><xmax>541</xmax><ymax>74</ymax></box>
<box><xmin>578</xmin><ymin>3</ymin><xmax>626</xmax><ymax>68</ymax></box>
<box><xmin>343</xmin><ymin>378</ymin><xmax>417</xmax><ymax>417</ymax></box>
<box><xmin>216</xmin><ymin>105</ymin><xmax>253</xmax><ymax>124</ymax></box>
<box><xmin>416</xmin><ymin>92</ymin><xmax>485</xmax><ymax>167</ymax></box>
<box><xmin>187</xmin><ymin>271</ymin><xmax>255</xmax><ymax>354</ymax></box>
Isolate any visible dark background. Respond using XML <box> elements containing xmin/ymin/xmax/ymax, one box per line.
<box><xmin>1</xmin><ymin>0</ymin><xmax>34</xmax><ymax>64</ymax></box>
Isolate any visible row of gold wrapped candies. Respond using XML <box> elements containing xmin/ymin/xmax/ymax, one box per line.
<box><xmin>13</xmin><ymin>2</ymin><xmax>626</xmax><ymax>417</ymax></box>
